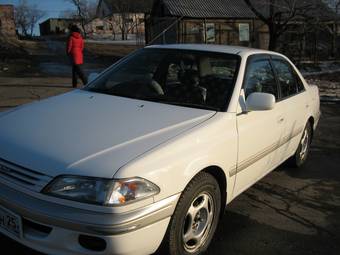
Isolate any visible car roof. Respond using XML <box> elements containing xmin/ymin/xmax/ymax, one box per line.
<box><xmin>145</xmin><ymin>44</ymin><xmax>277</xmax><ymax>56</ymax></box>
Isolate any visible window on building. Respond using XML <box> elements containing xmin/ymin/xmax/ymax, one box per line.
<box><xmin>184</xmin><ymin>21</ymin><xmax>205</xmax><ymax>43</ymax></box>
<box><xmin>205</xmin><ymin>23</ymin><xmax>215</xmax><ymax>43</ymax></box>
<box><xmin>239</xmin><ymin>23</ymin><xmax>250</xmax><ymax>42</ymax></box>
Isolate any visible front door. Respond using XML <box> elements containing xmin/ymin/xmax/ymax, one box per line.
<box><xmin>233</xmin><ymin>55</ymin><xmax>285</xmax><ymax>197</ymax></box>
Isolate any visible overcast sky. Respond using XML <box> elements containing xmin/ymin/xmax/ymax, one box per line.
<box><xmin>0</xmin><ymin>0</ymin><xmax>97</xmax><ymax>35</ymax></box>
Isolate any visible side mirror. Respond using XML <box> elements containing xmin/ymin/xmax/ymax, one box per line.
<box><xmin>246</xmin><ymin>92</ymin><xmax>276</xmax><ymax>111</ymax></box>
<box><xmin>88</xmin><ymin>73</ymin><xmax>99</xmax><ymax>83</ymax></box>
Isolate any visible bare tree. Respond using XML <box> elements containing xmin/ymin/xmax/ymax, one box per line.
<box><xmin>15</xmin><ymin>0</ymin><xmax>46</xmax><ymax>36</ymax></box>
<box><xmin>324</xmin><ymin>0</ymin><xmax>340</xmax><ymax>10</ymax></box>
<box><xmin>14</xmin><ymin>0</ymin><xmax>30</xmax><ymax>36</ymax></box>
<box><xmin>324</xmin><ymin>0</ymin><xmax>340</xmax><ymax>31</ymax></box>
<box><xmin>102</xmin><ymin>0</ymin><xmax>150</xmax><ymax>40</ymax></box>
<box><xmin>28</xmin><ymin>9</ymin><xmax>45</xmax><ymax>36</ymax></box>
<box><xmin>105</xmin><ymin>17</ymin><xmax>118</xmax><ymax>40</ymax></box>
<box><xmin>110</xmin><ymin>1</ymin><xmax>135</xmax><ymax>40</ymax></box>
<box><xmin>324</xmin><ymin>0</ymin><xmax>340</xmax><ymax>57</ymax></box>
<box><xmin>67</xmin><ymin>0</ymin><xmax>97</xmax><ymax>38</ymax></box>
<box><xmin>244</xmin><ymin>0</ymin><xmax>314</xmax><ymax>50</ymax></box>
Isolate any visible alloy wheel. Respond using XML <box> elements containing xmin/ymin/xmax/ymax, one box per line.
<box><xmin>182</xmin><ymin>192</ymin><xmax>214</xmax><ymax>253</ymax></box>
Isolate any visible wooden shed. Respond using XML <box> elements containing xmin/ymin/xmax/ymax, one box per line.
<box><xmin>146</xmin><ymin>0</ymin><xmax>269</xmax><ymax>49</ymax></box>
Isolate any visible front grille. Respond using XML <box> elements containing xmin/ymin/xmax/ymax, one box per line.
<box><xmin>0</xmin><ymin>158</ymin><xmax>53</xmax><ymax>192</ymax></box>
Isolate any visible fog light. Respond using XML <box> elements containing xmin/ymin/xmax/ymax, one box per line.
<box><xmin>78</xmin><ymin>234</ymin><xmax>107</xmax><ymax>252</ymax></box>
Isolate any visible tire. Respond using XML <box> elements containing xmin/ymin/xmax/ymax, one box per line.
<box><xmin>289</xmin><ymin>122</ymin><xmax>312</xmax><ymax>167</ymax></box>
<box><xmin>160</xmin><ymin>172</ymin><xmax>221</xmax><ymax>255</ymax></box>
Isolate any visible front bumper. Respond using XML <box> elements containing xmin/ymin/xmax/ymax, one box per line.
<box><xmin>0</xmin><ymin>182</ymin><xmax>180</xmax><ymax>255</ymax></box>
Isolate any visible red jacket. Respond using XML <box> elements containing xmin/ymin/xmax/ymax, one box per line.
<box><xmin>67</xmin><ymin>32</ymin><xmax>84</xmax><ymax>65</ymax></box>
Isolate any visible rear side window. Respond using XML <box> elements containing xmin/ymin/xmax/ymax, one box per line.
<box><xmin>272</xmin><ymin>59</ymin><xmax>302</xmax><ymax>98</ymax></box>
<box><xmin>296</xmin><ymin>73</ymin><xmax>305</xmax><ymax>92</ymax></box>
<box><xmin>244</xmin><ymin>59</ymin><xmax>278</xmax><ymax>99</ymax></box>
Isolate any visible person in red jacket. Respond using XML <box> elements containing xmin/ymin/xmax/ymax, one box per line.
<box><xmin>67</xmin><ymin>25</ymin><xmax>87</xmax><ymax>88</ymax></box>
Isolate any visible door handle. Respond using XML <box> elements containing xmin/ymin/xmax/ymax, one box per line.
<box><xmin>277</xmin><ymin>117</ymin><xmax>285</xmax><ymax>124</ymax></box>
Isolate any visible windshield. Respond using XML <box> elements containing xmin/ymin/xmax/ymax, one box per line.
<box><xmin>85</xmin><ymin>48</ymin><xmax>240</xmax><ymax>111</ymax></box>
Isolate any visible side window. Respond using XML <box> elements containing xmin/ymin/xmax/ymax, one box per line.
<box><xmin>244</xmin><ymin>59</ymin><xmax>278</xmax><ymax>99</ymax></box>
<box><xmin>272</xmin><ymin>59</ymin><xmax>298</xmax><ymax>98</ymax></box>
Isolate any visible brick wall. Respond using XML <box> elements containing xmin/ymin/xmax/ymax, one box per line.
<box><xmin>0</xmin><ymin>5</ymin><xmax>16</xmax><ymax>37</ymax></box>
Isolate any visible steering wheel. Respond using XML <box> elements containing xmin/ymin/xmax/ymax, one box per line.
<box><xmin>149</xmin><ymin>79</ymin><xmax>165</xmax><ymax>95</ymax></box>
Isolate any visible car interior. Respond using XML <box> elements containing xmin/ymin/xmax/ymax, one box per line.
<box><xmin>90</xmin><ymin>50</ymin><xmax>239</xmax><ymax>110</ymax></box>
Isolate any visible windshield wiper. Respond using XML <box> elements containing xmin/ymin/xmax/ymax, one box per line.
<box><xmin>163</xmin><ymin>101</ymin><xmax>219</xmax><ymax>111</ymax></box>
<box><xmin>85</xmin><ymin>91</ymin><xmax>219</xmax><ymax>111</ymax></box>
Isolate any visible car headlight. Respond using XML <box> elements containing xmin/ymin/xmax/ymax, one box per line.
<box><xmin>42</xmin><ymin>176</ymin><xmax>160</xmax><ymax>206</ymax></box>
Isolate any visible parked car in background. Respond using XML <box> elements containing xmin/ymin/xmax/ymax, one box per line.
<box><xmin>0</xmin><ymin>44</ymin><xmax>320</xmax><ymax>255</ymax></box>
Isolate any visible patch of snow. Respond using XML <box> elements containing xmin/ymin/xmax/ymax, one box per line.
<box><xmin>300</xmin><ymin>61</ymin><xmax>340</xmax><ymax>76</ymax></box>
<box><xmin>306</xmin><ymin>78</ymin><xmax>340</xmax><ymax>101</ymax></box>
<box><xmin>302</xmin><ymin>68</ymin><xmax>340</xmax><ymax>76</ymax></box>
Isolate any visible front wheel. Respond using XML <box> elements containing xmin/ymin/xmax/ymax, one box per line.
<box><xmin>161</xmin><ymin>172</ymin><xmax>221</xmax><ymax>255</ymax></box>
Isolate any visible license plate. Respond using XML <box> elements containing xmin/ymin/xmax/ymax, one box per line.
<box><xmin>0</xmin><ymin>206</ymin><xmax>22</xmax><ymax>238</ymax></box>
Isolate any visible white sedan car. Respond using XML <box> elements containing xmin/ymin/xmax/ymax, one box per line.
<box><xmin>0</xmin><ymin>44</ymin><xmax>320</xmax><ymax>255</ymax></box>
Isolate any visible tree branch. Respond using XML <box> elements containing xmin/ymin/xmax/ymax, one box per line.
<box><xmin>244</xmin><ymin>0</ymin><xmax>270</xmax><ymax>24</ymax></box>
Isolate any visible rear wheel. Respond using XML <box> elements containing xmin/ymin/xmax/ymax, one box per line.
<box><xmin>290</xmin><ymin>122</ymin><xmax>312</xmax><ymax>167</ymax></box>
<box><xmin>161</xmin><ymin>172</ymin><xmax>221</xmax><ymax>255</ymax></box>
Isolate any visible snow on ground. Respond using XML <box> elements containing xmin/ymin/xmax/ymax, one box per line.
<box><xmin>299</xmin><ymin>61</ymin><xmax>340</xmax><ymax>102</ymax></box>
<box><xmin>299</xmin><ymin>61</ymin><xmax>340</xmax><ymax>76</ymax></box>
<box><xmin>306</xmin><ymin>78</ymin><xmax>340</xmax><ymax>102</ymax></box>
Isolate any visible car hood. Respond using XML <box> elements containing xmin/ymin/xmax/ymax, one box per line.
<box><xmin>0</xmin><ymin>90</ymin><xmax>215</xmax><ymax>178</ymax></box>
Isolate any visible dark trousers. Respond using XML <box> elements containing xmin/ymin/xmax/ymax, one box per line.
<box><xmin>72</xmin><ymin>64</ymin><xmax>87</xmax><ymax>88</ymax></box>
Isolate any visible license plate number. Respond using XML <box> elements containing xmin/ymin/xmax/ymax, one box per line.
<box><xmin>0</xmin><ymin>206</ymin><xmax>22</xmax><ymax>238</ymax></box>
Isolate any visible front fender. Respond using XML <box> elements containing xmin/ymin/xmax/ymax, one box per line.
<box><xmin>114</xmin><ymin>113</ymin><xmax>238</xmax><ymax>205</ymax></box>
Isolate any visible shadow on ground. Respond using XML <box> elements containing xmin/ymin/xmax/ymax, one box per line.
<box><xmin>1</xmin><ymin>104</ymin><xmax>340</xmax><ymax>255</ymax></box>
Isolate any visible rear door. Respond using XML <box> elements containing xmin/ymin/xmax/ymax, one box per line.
<box><xmin>234</xmin><ymin>54</ymin><xmax>286</xmax><ymax>197</ymax></box>
<box><xmin>271</xmin><ymin>56</ymin><xmax>309</xmax><ymax>161</ymax></box>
